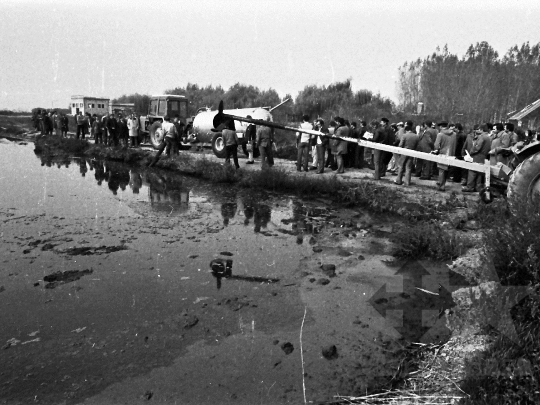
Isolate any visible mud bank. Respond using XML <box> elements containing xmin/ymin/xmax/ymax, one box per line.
<box><xmin>32</xmin><ymin>134</ymin><xmax>484</xmax><ymax>222</ymax></box>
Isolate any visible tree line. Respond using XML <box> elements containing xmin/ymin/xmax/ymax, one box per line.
<box><xmin>397</xmin><ymin>41</ymin><xmax>540</xmax><ymax>125</ymax></box>
<box><xmin>112</xmin><ymin>80</ymin><xmax>395</xmax><ymax>124</ymax></box>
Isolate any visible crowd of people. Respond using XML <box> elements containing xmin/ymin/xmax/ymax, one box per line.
<box><xmin>235</xmin><ymin>114</ymin><xmax>535</xmax><ymax>194</ymax></box>
<box><xmin>35</xmin><ymin>108</ymin><xmax>538</xmax><ymax>195</ymax></box>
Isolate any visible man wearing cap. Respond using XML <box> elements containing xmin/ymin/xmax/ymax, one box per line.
<box><xmin>462</xmin><ymin>124</ymin><xmax>491</xmax><ymax>192</ymax></box>
<box><xmin>432</xmin><ymin>122</ymin><xmax>457</xmax><ymax>191</ymax></box>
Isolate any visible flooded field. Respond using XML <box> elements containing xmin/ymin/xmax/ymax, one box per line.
<box><xmin>0</xmin><ymin>140</ymin><xmax>458</xmax><ymax>404</ymax></box>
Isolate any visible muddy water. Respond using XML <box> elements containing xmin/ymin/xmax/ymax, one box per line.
<box><xmin>0</xmin><ymin>140</ymin><xmax>455</xmax><ymax>405</ymax></box>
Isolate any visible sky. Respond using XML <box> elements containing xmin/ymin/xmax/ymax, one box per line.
<box><xmin>1</xmin><ymin>0</ymin><xmax>539</xmax><ymax>111</ymax></box>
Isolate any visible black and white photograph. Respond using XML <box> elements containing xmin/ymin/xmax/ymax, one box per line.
<box><xmin>1</xmin><ymin>0</ymin><xmax>540</xmax><ymax>404</ymax></box>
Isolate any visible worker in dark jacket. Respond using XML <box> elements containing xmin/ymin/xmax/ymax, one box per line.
<box><xmin>462</xmin><ymin>124</ymin><xmax>492</xmax><ymax>192</ymax></box>
<box><xmin>256</xmin><ymin>118</ymin><xmax>274</xmax><ymax>168</ymax></box>
<box><xmin>315</xmin><ymin>118</ymin><xmax>329</xmax><ymax>174</ymax></box>
<box><xmin>394</xmin><ymin>121</ymin><xmax>419</xmax><ymax>186</ymax></box>
<box><xmin>372</xmin><ymin>118</ymin><xmax>389</xmax><ymax>180</ymax></box>
<box><xmin>106</xmin><ymin>113</ymin><xmax>118</xmax><ymax>146</ymax></box>
<box><xmin>222</xmin><ymin>120</ymin><xmax>240</xmax><ymax>169</ymax></box>
<box><xmin>433</xmin><ymin>122</ymin><xmax>457</xmax><ymax>192</ymax></box>
<box><xmin>450</xmin><ymin>123</ymin><xmax>467</xmax><ymax>183</ymax></box>
<box><xmin>244</xmin><ymin>115</ymin><xmax>257</xmax><ymax>164</ymax></box>
<box><xmin>415</xmin><ymin>121</ymin><xmax>436</xmax><ymax>179</ymax></box>
<box><xmin>333</xmin><ymin>117</ymin><xmax>349</xmax><ymax>174</ymax></box>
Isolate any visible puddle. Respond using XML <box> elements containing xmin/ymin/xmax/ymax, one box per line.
<box><xmin>0</xmin><ymin>142</ymin><xmax>460</xmax><ymax>404</ymax></box>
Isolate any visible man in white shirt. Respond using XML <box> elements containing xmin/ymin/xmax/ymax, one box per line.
<box><xmin>296</xmin><ymin>114</ymin><xmax>313</xmax><ymax>172</ymax></box>
<box><xmin>148</xmin><ymin>116</ymin><xmax>177</xmax><ymax>167</ymax></box>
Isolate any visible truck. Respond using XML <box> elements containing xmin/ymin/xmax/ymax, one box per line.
<box><xmin>139</xmin><ymin>95</ymin><xmax>191</xmax><ymax>149</ymax></box>
<box><xmin>139</xmin><ymin>95</ymin><xmax>290</xmax><ymax>158</ymax></box>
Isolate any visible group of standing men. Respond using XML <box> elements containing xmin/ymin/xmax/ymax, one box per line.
<box><xmin>368</xmin><ymin>119</ymin><xmax>521</xmax><ymax>192</ymax></box>
<box><xmin>77</xmin><ymin>112</ymin><xmax>140</xmax><ymax>148</ymax></box>
<box><xmin>35</xmin><ymin>110</ymin><xmax>69</xmax><ymax>137</ymax></box>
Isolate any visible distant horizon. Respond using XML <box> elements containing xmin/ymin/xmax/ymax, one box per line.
<box><xmin>1</xmin><ymin>0</ymin><xmax>539</xmax><ymax>111</ymax></box>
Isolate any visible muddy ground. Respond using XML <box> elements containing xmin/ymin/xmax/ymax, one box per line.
<box><xmin>0</xmin><ymin>134</ymin><xmax>501</xmax><ymax>404</ymax></box>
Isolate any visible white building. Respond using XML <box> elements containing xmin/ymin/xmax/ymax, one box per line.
<box><xmin>70</xmin><ymin>95</ymin><xmax>110</xmax><ymax>116</ymax></box>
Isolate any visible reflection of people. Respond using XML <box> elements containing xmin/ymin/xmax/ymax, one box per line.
<box><xmin>221</xmin><ymin>201</ymin><xmax>238</xmax><ymax>226</ymax></box>
<box><xmin>129</xmin><ymin>169</ymin><xmax>142</xmax><ymax>194</ymax></box>
<box><xmin>105</xmin><ymin>163</ymin><xmax>119</xmax><ymax>195</ymax></box>
<box><xmin>118</xmin><ymin>166</ymin><xmax>130</xmax><ymax>191</ymax></box>
<box><xmin>94</xmin><ymin>160</ymin><xmax>106</xmax><ymax>186</ymax></box>
<box><xmin>79</xmin><ymin>158</ymin><xmax>87</xmax><ymax>177</ymax></box>
<box><xmin>253</xmin><ymin>203</ymin><xmax>271</xmax><ymax>233</ymax></box>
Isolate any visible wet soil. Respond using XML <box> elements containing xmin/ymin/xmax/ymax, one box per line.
<box><xmin>0</xmin><ymin>140</ymin><xmax>469</xmax><ymax>404</ymax></box>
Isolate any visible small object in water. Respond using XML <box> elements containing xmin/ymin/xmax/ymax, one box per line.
<box><xmin>317</xmin><ymin>278</ymin><xmax>330</xmax><ymax>285</ymax></box>
<box><xmin>320</xmin><ymin>264</ymin><xmax>336</xmax><ymax>277</ymax></box>
<box><xmin>143</xmin><ymin>391</ymin><xmax>153</xmax><ymax>400</ymax></box>
<box><xmin>281</xmin><ymin>342</ymin><xmax>294</xmax><ymax>355</ymax></box>
<box><xmin>220</xmin><ymin>251</ymin><xmax>233</xmax><ymax>256</ymax></box>
<box><xmin>322</xmin><ymin>344</ymin><xmax>338</xmax><ymax>360</ymax></box>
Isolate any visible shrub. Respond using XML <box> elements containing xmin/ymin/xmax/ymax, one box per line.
<box><xmin>391</xmin><ymin>222</ymin><xmax>473</xmax><ymax>261</ymax></box>
<box><xmin>476</xmin><ymin>198</ymin><xmax>540</xmax><ymax>286</ymax></box>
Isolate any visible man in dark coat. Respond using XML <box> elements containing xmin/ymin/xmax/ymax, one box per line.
<box><xmin>394</xmin><ymin>121</ymin><xmax>419</xmax><ymax>186</ymax></box>
<box><xmin>462</xmin><ymin>124</ymin><xmax>492</xmax><ymax>192</ymax></box>
<box><xmin>449</xmin><ymin>123</ymin><xmax>467</xmax><ymax>183</ymax></box>
<box><xmin>244</xmin><ymin>115</ymin><xmax>257</xmax><ymax>164</ymax></box>
<box><xmin>415</xmin><ymin>120</ymin><xmax>436</xmax><ymax>179</ymax></box>
<box><xmin>315</xmin><ymin>118</ymin><xmax>329</xmax><ymax>174</ymax></box>
<box><xmin>433</xmin><ymin>122</ymin><xmax>457</xmax><ymax>191</ymax></box>
<box><xmin>372</xmin><ymin>118</ymin><xmax>389</xmax><ymax>180</ymax></box>
<box><xmin>106</xmin><ymin>113</ymin><xmax>118</xmax><ymax>146</ymax></box>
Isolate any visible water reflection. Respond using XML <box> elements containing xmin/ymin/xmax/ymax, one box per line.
<box><xmin>34</xmin><ymin>153</ymin><xmax>192</xmax><ymax>215</ymax></box>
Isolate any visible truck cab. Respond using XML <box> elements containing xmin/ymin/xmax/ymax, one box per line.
<box><xmin>140</xmin><ymin>95</ymin><xmax>191</xmax><ymax>149</ymax></box>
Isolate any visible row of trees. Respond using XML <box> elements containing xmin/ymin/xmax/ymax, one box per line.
<box><xmin>112</xmin><ymin>80</ymin><xmax>396</xmax><ymax>125</ymax></box>
<box><xmin>397</xmin><ymin>41</ymin><xmax>540</xmax><ymax>125</ymax></box>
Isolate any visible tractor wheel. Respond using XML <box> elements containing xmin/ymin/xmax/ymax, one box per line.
<box><xmin>149</xmin><ymin>121</ymin><xmax>163</xmax><ymax>150</ymax></box>
<box><xmin>507</xmin><ymin>152</ymin><xmax>540</xmax><ymax>207</ymax></box>
<box><xmin>211</xmin><ymin>132</ymin><xmax>226</xmax><ymax>158</ymax></box>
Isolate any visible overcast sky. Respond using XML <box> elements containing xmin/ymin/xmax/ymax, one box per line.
<box><xmin>1</xmin><ymin>0</ymin><xmax>539</xmax><ymax>111</ymax></box>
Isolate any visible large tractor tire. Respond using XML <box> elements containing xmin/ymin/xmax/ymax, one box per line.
<box><xmin>507</xmin><ymin>152</ymin><xmax>540</xmax><ymax>207</ymax></box>
<box><xmin>211</xmin><ymin>132</ymin><xmax>226</xmax><ymax>158</ymax></box>
<box><xmin>149</xmin><ymin>121</ymin><xmax>164</xmax><ymax>149</ymax></box>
